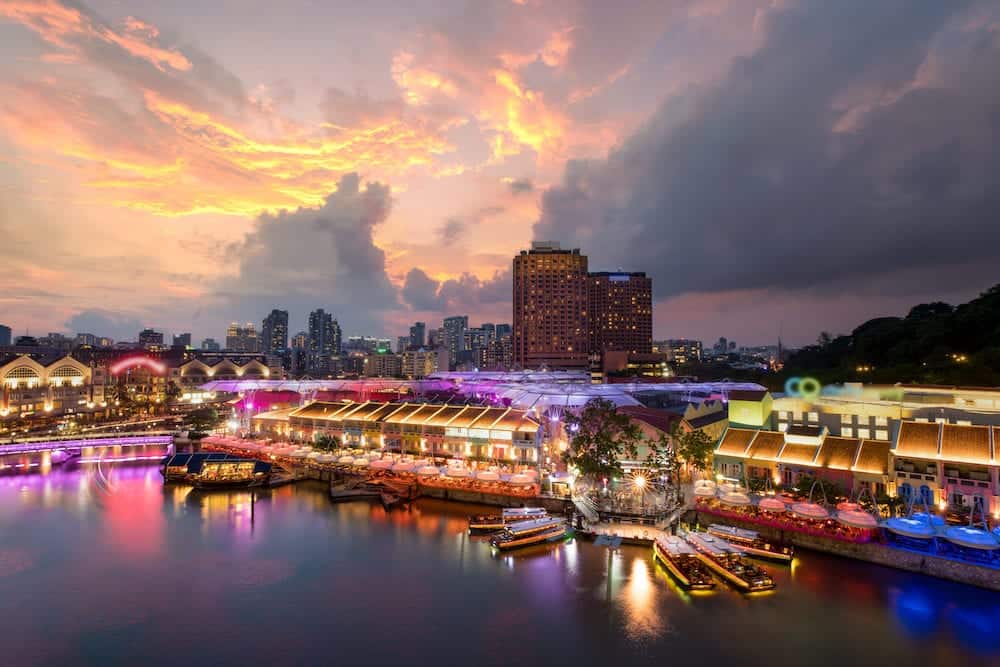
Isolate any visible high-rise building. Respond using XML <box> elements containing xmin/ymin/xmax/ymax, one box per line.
<box><xmin>364</xmin><ymin>351</ymin><xmax>402</xmax><ymax>378</ymax></box>
<box><xmin>588</xmin><ymin>271</ymin><xmax>652</xmax><ymax>355</ymax></box>
<box><xmin>201</xmin><ymin>338</ymin><xmax>221</xmax><ymax>352</ymax></box>
<box><xmin>172</xmin><ymin>333</ymin><xmax>192</xmax><ymax>349</ymax></box>
<box><xmin>0</xmin><ymin>324</ymin><xmax>11</xmax><ymax>347</ymax></box>
<box><xmin>483</xmin><ymin>335</ymin><xmax>513</xmax><ymax>370</ymax></box>
<box><xmin>495</xmin><ymin>323</ymin><xmax>512</xmax><ymax>340</ymax></box>
<box><xmin>401</xmin><ymin>347</ymin><xmax>448</xmax><ymax>379</ymax></box>
<box><xmin>75</xmin><ymin>333</ymin><xmax>97</xmax><ymax>348</ymax></box>
<box><xmin>138</xmin><ymin>328</ymin><xmax>164</xmax><ymax>350</ymax></box>
<box><xmin>396</xmin><ymin>335</ymin><xmax>410</xmax><ymax>354</ymax></box>
<box><xmin>408</xmin><ymin>321</ymin><xmax>426</xmax><ymax>348</ymax></box>
<box><xmin>226</xmin><ymin>323</ymin><xmax>260</xmax><ymax>353</ymax></box>
<box><xmin>443</xmin><ymin>316</ymin><xmax>468</xmax><ymax>370</ymax></box>
<box><xmin>261</xmin><ymin>309</ymin><xmax>289</xmax><ymax>355</ymax></box>
<box><xmin>307</xmin><ymin>309</ymin><xmax>340</xmax><ymax>376</ymax></box>
<box><xmin>658</xmin><ymin>339</ymin><xmax>702</xmax><ymax>365</ymax></box>
<box><xmin>291</xmin><ymin>331</ymin><xmax>308</xmax><ymax>349</ymax></box>
<box><xmin>512</xmin><ymin>242</ymin><xmax>589</xmax><ymax>369</ymax></box>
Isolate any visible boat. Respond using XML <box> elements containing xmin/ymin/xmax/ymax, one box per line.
<box><xmin>189</xmin><ymin>458</ymin><xmax>272</xmax><ymax>489</ymax></box>
<box><xmin>706</xmin><ymin>524</ymin><xmax>794</xmax><ymax>562</ymax></box>
<box><xmin>682</xmin><ymin>529</ymin><xmax>775</xmax><ymax>592</ymax></box>
<box><xmin>489</xmin><ymin>517</ymin><xmax>567</xmax><ymax>551</ymax></box>
<box><xmin>653</xmin><ymin>535</ymin><xmax>716</xmax><ymax>590</ymax></box>
<box><xmin>468</xmin><ymin>507</ymin><xmax>548</xmax><ymax>533</ymax></box>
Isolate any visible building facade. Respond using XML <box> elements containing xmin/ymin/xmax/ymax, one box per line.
<box><xmin>442</xmin><ymin>316</ymin><xmax>468</xmax><ymax>370</ymax></box>
<box><xmin>0</xmin><ymin>325</ymin><xmax>10</xmax><ymax>347</ymax></box>
<box><xmin>261</xmin><ymin>309</ymin><xmax>289</xmax><ymax>356</ymax></box>
<box><xmin>512</xmin><ymin>242</ymin><xmax>589</xmax><ymax>370</ymax></box>
<box><xmin>408</xmin><ymin>322</ymin><xmax>426</xmax><ymax>348</ymax></box>
<box><xmin>225</xmin><ymin>323</ymin><xmax>260</xmax><ymax>353</ymax></box>
<box><xmin>138</xmin><ymin>329</ymin><xmax>164</xmax><ymax>350</ymax></box>
<box><xmin>307</xmin><ymin>310</ymin><xmax>341</xmax><ymax>376</ymax></box>
<box><xmin>588</xmin><ymin>271</ymin><xmax>652</xmax><ymax>355</ymax></box>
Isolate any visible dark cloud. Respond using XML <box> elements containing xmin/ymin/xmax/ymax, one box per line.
<box><xmin>507</xmin><ymin>178</ymin><xmax>534</xmax><ymax>194</ymax></box>
<box><xmin>534</xmin><ymin>0</ymin><xmax>999</xmax><ymax>305</ymax></box>
<box><xmin>437</xmin><ymin>217</ymin><xmax>465</xmax><ymax>245</ymax></box>
<box><xmin>65</xmin><ymin>309</ymin><xmax>144</xmax><ymax>340</ymax></box>
<box><xmin>401</xmin><ymin>267</ymin><xmax>510</xmax><ymax>313</ymax></box>
<box><xmin>215</xmin><ymin>173</ymin><xmax>398</xmax><ymax>334</ymax></box>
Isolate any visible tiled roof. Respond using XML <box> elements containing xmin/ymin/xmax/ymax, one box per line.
<box><xmin>252</xmin><ymin>407</ymin><xmax>298</xmax><ymax>421</ymax></box>
<box><xmin>895</xmin><ymin>421</ymin><xmax>941</xmax><ymax>459</ymax></box>
<box><xmin>853</xmin><ymin>440</ymin><xmax>890</xmax><ymax>475</ymax></box>
<box><xmin>687</xmin><ymin>411</ymin><xmax>728</xmax><ymax>430</ymax></box>
<box><xmin>619</xmin><ymin>406</ymin><xmax>684</xmax><ymax>435</ymax></box>
<box><xmin>716</xmin><ymin>428</ymin><xmax>757</xmax><ymax>456</ymax></box>
<box><xmin>289</xmin><ymin>401</ymin><xmax>358</xmax><ymax>420</ymax></box>
<box><xmin>940</xmin><ymin>424</ymin><xmax>992</xmax><ymax>465</ymax></box>
<box><xmin>746</xmin><ymin>431</ymin><xmax>784</xmax><ymax>461</ymax></box>
<box><xmin>778</xmin><ymin>443</ymin><xmax>819</xmax><ymax>466</ymax></box>
<box><xmin>816</xmin><ymin>436</ymin><xmax>860</xmax><ymax>471</ymax></box>
<box><xmin>728</xmin><ymin>390</ymin><xmax>769</xmax><ymax>401</ymax></box>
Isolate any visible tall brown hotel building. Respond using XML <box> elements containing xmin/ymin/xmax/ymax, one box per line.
<box><xmin>513</xmin><ymin>242</ymin><xmax>590</xmax><ymax>370</ymax></box>
<box><xmin>588</xmin><ymin>272</ymin><xmax>653</xmax><ymax>354</ymax></box>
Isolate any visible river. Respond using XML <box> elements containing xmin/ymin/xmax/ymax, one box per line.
<box><xmin>0</xmin><ymin>462</ymin><xmax>998</xmax><ymax>667</ymax></box>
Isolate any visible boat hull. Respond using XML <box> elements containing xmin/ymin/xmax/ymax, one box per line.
<box><xmin>491</xmin><ymin>526</ymin><xmax>567</xmax><ymax>551</ymax></box>
<box><xmin>706</xmin><ymin>526</ymin><xmax>793</xmax><ymax>563</ymax></box>
<box><xmin>653</xmin><ymin>542</ymin><xmax>715</xmax><ymax>590</ymax></box>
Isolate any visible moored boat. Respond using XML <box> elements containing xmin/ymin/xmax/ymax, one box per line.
<box><xmin>490</xmin><ymin>517</ymin><xmax>567</xmax><ymax>551</ymax></box>
<box><xmin>653</xmin><ymin>536</ymin><xmax>716</xmax><ymax>590</ymax></box>
<box><xmin>682</xmin><ymin>529</ymin><xmax>775</xmax><ymax>592</ymax></box>
<box><xmin>189</xmin><ymin>458</ymin><xmax>272</xmax><ymax>489</ymax></box>
<box><xmin>468</xmin><ymin>507</ymin><xmax>547</xmax><ymax>533</ymax></box>
<box><xmin>707</xmin><ymin>524</ymin><xmax>794</xmax><ymax>562</ymax></box>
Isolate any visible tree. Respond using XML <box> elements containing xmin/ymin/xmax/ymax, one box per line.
<box><xmin>314</xmin><ymin>433</ymin><xmax>339</xmax><ymax>451</ymax></box>
<box><xmin>562</xmin><ymin>398</ymin><xmax>642</xmax><ymax>482</ymax></box>
<box><xmin>184</xmin><ymin>407</ymin><xmax>221</xmax><ymax>435</ymax></box>
<box><xmin>674</xmin><ymin>427</ymin><xmax>715</xmax><ymax>476</ymax></box>
<box><xmin>645</xmin><ymin>430</ymin><xmax>682</xmax><ymax>503</ymax></box>
<box><xmin>793</xmin><ymin>474</ymin><xmax>844</xmax><ymax>502</ymax></box>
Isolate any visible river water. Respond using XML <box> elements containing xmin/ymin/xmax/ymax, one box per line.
<box><xmin>1</xmin><ymin>462</ymin><xmax>998</xmax><ymax>667</ymax></box>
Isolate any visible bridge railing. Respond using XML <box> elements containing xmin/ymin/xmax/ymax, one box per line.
<box><xmin>0</xmin><ymin>434</ymin><xmax>174</xmax><ymax>455</ymax></box>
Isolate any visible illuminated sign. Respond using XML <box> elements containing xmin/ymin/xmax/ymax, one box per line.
<box><xmin>110</xmin><ymin>357</ymin><xmax>167</xmax><ymax>376</ymax></box>
<box><xmin>784</xmin><ymin>376</ymin><xmax>821</xmax><ymax>400</ymax></box>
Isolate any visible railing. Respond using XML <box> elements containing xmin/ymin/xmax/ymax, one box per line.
<box><xmin>0</xmin><ymin>434</ymin><xmax>173</xmax><ymax>455</ymax></box>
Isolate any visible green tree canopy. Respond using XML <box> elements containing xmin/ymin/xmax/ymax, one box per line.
<box><xmin>314</xmin><ymin>433</ymin><xmax>340</xmax><ymax>451</ymax></box>
<box><xmin>184</xmin><ymin>407</ymin><xmax>221</xmax><ymax>434</ymax></box>
<box><xmin>674</xmin><ymin>427</ymin><xmax>715</xmax><ymax>474</ymax></box>
<box><xmin>562</xmin><ymin>398</ymin><xmax>642</xmax><ymax>481</ymax></box>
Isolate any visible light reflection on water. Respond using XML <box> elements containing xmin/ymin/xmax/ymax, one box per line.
<box><xmin>0</xmin><ymin>462</ymin><xmax>998</xmax><ymax>667</ymax></box>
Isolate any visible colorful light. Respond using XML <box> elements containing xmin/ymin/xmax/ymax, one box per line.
<box><xmin>110</xmin><ymin>356</ymin><xmax>167</xmax><ymax>375</ymax></box>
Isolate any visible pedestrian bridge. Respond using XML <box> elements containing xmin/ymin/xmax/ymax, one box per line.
<box><xmin>0</xmin><ymin>433</ymin><xmax>175</xmax><ymax>456</ymax></box>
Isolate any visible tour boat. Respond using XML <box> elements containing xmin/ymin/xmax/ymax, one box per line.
<box><xmin>489</xmin><ymin>517</ymin><xmax>567</xmax><ymax>551</ymax></box>
<box><xmin>653</xmin><ymin>536</ymin><xmax>716</xmax><ymax>590</ymax></box>
<box><xmin>189</xmin><ymin>458</ymin><xmax>272</xmax><ymax>489</ymax></box>
<box><xmin>682</xmin><ymin>529</ymin><xmax>775</xmax><ymax>592</ymax></box>
<box><xmin>706</xmin><ymin>524</ymin><xmax>794</xmax><ymax>563</ymax></box>
<box><xmin>468</xmin><ymin>507</ymin><xmax>548</xmax><ymax>533</ymax></box>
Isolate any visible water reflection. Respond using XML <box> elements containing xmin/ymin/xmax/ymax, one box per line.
<box><xmin>0</xmin><ymin>463</ymin><xmax>998</xmax><ymax>667</ymax></box>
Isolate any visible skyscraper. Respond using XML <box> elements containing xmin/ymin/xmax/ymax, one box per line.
<box><xmin>495</xmin><ymin>323</ymin><xmax>512</xmax><ymax>340</ymax></box>
<box><xmin>172</xmin><ymin>333</ymin><xmax>192</xmax><ymax>349</ymax></box>
<box><xmin>408</xmin><ymin>321</ymin><xmax>426</xmax><ymax>348</ymax></box>
<box><xmin>0</xmin><ymin>324</ymin><xmax>12</xmax><ymax>347</ymax></box>
<box><xmin>226</xmin><ymin>323</ymin><xmax>260</xmax><ymax>353</ymax></box>
<box><xmin>138</xmin><ymin>328</ymin><xmax>164</xmax><ymax>350</ymax></box>
<box><xmin>307</xmin><ymin>309</ymin><xmax>341</xmax><ymax>376</ymax></box>
<box><xmin>261</xmin><ymin>309</ymin><xmax>289</xmax><ymax>355</ymax></box>
<box><xmin>588</xmin><ymin>271</ymin><xmax>652</xmax><ymax>354</ymax></box>
<box><xmin>201</xmin><ymin>338</ymin><xmax>221</xmax><ymax>352</ymax></box>
<box><xmin>442</xmin><ymin>315</ymin><xmax>468</xmax><ymax>370</ymax></box>
<box><xmin>512</xmin><ymin>242</ymin><xmax>589</xmax><ymax>369</ymax></box>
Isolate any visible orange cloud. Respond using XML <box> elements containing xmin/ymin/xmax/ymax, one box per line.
<box><xmin>1</xmin><ymin>1</ymin><xmax>191</xmax><ymax>72</ymax></box>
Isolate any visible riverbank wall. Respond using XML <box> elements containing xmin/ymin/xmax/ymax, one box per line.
<box><xmin>689</xmin><ymin>509</ymin><xmax>1000</xmax><ymax>592</ymax></box>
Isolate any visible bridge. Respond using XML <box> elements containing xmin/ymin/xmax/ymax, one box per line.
<box><xmin>0</xmin><ymin>433</ymin><xmax>175</xmax><ymax>456</ymax></box>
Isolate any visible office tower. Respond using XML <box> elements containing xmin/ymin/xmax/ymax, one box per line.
<box><xmin>138</xmin><ymin>328</ymin><xmax>164</xmax><ymax>350</ymax></box>
<box><xmin>75</xmin><ymin>333</ymin><xmax>97</xmax><ymax>348</ymax></box>
<box><xmin>512</xmin><ymin>242</ymin><xmax>589</xmax><ymax>369</ymax></box>
<box><xmin>172</xmin><ymin>333</ymin><xmax>192</xmax><ymax>349</ymax></box>
<box><xmin>0</xmin><ymin>324</ymin><xmax>10</xmax><ymax>347</ymax></box>
<box><xmin>443</xmin><ymin>316</ymin><xmax>468</xmax><ymax>370</ymax></box>
<box><xmin>226</xmin><ymin>323</ymin><xmax>260</xmax><ymax>353</ymax></box>
<box><xmin>588</xmin><ymin>271</ymin><xmax>652</xmax><ymax>354</ymax></box>
<box><xmin>261</xmin><ymin>309</ymin><xmax>289</xmax><ymax>355</ymax></box>
<box><xmin>396</xmin><ymin>335</ymin><xmax>410</xmax><ymax>354</ymax></box>
<box><xmin>408</xmin><ymin>321</ymin><xmax>426</xmax><ymax>348</ymax></box>
<box><xmin>201</xmin><ymin>338</ymin><xmax>221</xmax><ymax>352</ymax></box>
<box><xmin>495</xmin><ymin>323</ymin><xmax>512</xmax><ymax>340</ymax></box>
<box><xmin>307</xmin><ymin>309</ymin><xmax>340</xmax><ymax>375</ymax></box>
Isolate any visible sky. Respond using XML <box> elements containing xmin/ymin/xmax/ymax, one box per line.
<box><xmin>1</xmin><ymin>0</ymin><xmax>998</xmax><ymax>346</ymax></box>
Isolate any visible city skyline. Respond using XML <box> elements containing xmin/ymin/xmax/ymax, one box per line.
<box><xmin>2</xmin><ymin>1</ymin><xmax>999</xmax><ymax>346</ymax></box>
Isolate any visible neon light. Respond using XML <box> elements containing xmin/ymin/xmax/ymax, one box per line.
<box><xmin>77</xmin><ymin>455</ymin><xmax>165</xmax><ymax>464</ymax></box>
<box><xmin>110</xmin><ymin>356</ymin><xmax>167</xmax><ymax>375</ymax></box>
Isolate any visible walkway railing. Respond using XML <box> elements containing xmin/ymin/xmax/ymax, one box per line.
<box><xmin>0</xmin><ymin>434</ymin><xmax>173</xmax><ymax>455</ymax></box>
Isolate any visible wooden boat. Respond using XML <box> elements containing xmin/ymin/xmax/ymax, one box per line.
<box><xmin>653</xmin><ymin>536</ymin><xmax>716</xmax><ymax>590</ymax></box>
<box><xmin>189</xmin><ymin>458</ymin><xmax>271</xmax><ymax>489</ymax></box>
<box><xmin>468</xmin><ymin>507</ymin><xmax>548</xmax><ymax>533</ymax></box>
<box><xmin>682</xmin><ymin>529</ymin><xmax>775</xmax><ymax>592</ymax></box>
<box><xmin>490</xmin><ymin>517</ymin><xmax>567</xmax><ymax>551</ymax></box>
<box><xmin>707</xmin><ymin>524</ymin><xmax>794</xmax><ymax>563</ymax></box>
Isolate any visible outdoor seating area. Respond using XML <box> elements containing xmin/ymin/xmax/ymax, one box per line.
<box><xmin>696</xmin><ymin>495</ymin><xmax>877</xmax><ymax>543</ymax></box>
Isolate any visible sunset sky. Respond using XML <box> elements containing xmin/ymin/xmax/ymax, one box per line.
<box><xmin>2</xmin><ymin>0</ymin><xmax>998</xmax><ymax>345</ymax></box>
